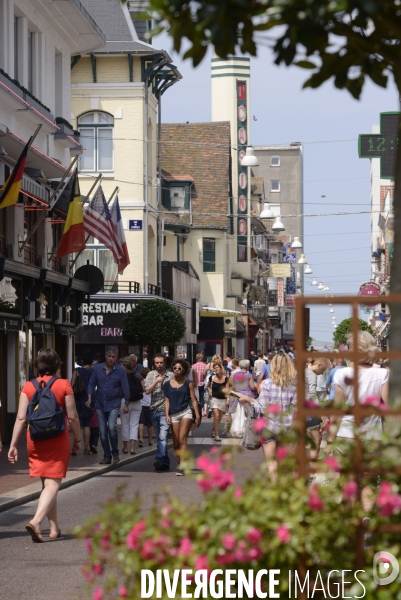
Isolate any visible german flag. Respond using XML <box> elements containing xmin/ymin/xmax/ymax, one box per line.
<box><xmin>56</xmin><ymin>171</ymin><xmax>85</xmax><ymax>258</ymax></box>
<box><xmin>0</xmin><ymin>137</ymin><xmax>31</xmax><ymax>209</ymax></box>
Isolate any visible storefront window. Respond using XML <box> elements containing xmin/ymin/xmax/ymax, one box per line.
<box><xmin>19</xmin><ymin>327</ymin><xmax>32</xmax><ymax>391</ymax></box>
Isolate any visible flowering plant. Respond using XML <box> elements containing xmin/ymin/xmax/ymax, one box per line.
<box><xmin>76</xmin><ymin>440</ymin><xmax>401</xmax><ymax>600</ymax></box>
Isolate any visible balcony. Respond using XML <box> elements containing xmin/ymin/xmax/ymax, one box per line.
<box><xmin>148</xmin><ymin>283</ymin><xmax>171</xmax><ymax>299</ymax></box>
<box><xmin>283</xmin><ymin>322</ymin><xmax>294</xmax><ymax>335</ymax></box>
<box><xmin>102</xmin><ymin>280</ymin><xmax>140</xmax><ymax>293</ymax></box>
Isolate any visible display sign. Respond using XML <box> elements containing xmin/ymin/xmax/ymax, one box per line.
<box><xmin>129</xmin><ymin>220</ymin><xmax>143</xmax><ymax>230</ymax></box>
<box><xmin>358</xmin><ymin>112</ymin><xmax>400</xmax><ymax>179</ymax></box>
<box><xmin>358</xmin><ymin>281</ymin><xmax>381</xmax><ymax>309</ymax></box>
<box><xmin>274</xmin><ymin>328</ymin><xmax>282</xmax><ymax>340</ymax></box>
<box><xmin>270</xmin><ymin>263</ymin><xmax>291</xmax><ymax>278</ymax></box>
<box><xmin>237</xmin><ymin>79</ymin><xmax>248</xmax><ymax>262</ymax></box>
<box><xmin>277</xmin><ymin>278</ymin><xmax>284</xmax><ymax>307</ymax></box>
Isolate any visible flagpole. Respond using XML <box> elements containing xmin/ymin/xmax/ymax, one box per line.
<box><xmin>68</xmin><ymin>186</ymin><xmax>119</xmax><ymax>274</ymax></box>
<box><xmin>18</xmin><ymin>154</ymin><xmax>79</xmax><ymax>256</ymax></box>
<box><xmin>46</xmin><ymin>174</ymin><xmax>103</xmax><ymax>267</ymax></box>
<box><xmin>0</xmin><ymin>123</ymin><xmax>42</xmax><ymax>203</ymax></box>
<box><xmin>82</xmin><ymin>173</ymin><xmax>103</xmax><ymax>207</ymax></box>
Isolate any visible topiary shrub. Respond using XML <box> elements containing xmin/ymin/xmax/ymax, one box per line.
<box><xmin>122</xmin><ymin>299</ymin><xmax>186</xmax><ymax>350</ymax></box>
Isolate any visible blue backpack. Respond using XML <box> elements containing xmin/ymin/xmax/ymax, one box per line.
<box><xmin>27</xmin><ymin>377</ymin><xmax>66</xmax><ymax>441</ymax></box>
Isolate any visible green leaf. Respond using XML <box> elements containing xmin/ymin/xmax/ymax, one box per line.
<box><xmin>294</xmin><ymin>60</ymin><xmax>317</xmax><ymax>69</ymax></box>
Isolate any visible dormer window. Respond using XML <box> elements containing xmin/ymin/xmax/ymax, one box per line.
<box><xmin>162</xmin><ymin>177</ymin><xmax>193</xmax><ymax>212</ymax></box>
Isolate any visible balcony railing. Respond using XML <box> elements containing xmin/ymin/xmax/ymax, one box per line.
<box><xmin>102</xmin><ymin>280</ymin><xmax>140</xmax><ymax>293</ymax></box>
<box><xmin>148</xmin><ymin>284</ymin><xmax>171</xmax><ymax>299</ymax></box>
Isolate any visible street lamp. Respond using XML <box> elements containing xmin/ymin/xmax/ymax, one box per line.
<box><xmin>317</xmin><ymin>282</ymin><xmax>324</xmax><ymax>290</ymax></box>
<box><xmin>259</xmin><ymin>203</ymin><xmax>275</xmax><ymax>219</ymax></box>
<box><xmin>329</xmin><ymin>307</ymin><xmax>334</xmax><ymax>313</ymax></box>
<box><xmin>311</xmin><ymin>278</ymin><xmax>317</xmax><ymax>286</ymax></box>
<box><xmin>292</xmin><ymin>236</ymin><xmax>302</xmax><ymax>249</ymax></box>
<box><xmin>304</xmin><ymin>264</ymin><xmax>312</xmax><ymax>274</ymax></box>
<box><xmin>324</xmin><ymin>285</ymin><xmax>330</xmax><ymax>291</ymax></box>
<box><xmin>272</xmin><ymin>216</ymin><xmax>285</xmax><ymax>232</ymax></box>
<box><xmin>241</xmin><ymin>146</ymin><xmax>259</xmax><ymax>167</ymax></box>
<box><xmin>298</xmin><ymin>253</ymin><xmax>307</xmax><ymax>264</ymax></box>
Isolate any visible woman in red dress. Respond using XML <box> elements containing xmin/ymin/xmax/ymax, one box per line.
<box><xmin>8</xmin><ymin>348</ymin><xmax>80</xmax><ymax>543</ymax></box>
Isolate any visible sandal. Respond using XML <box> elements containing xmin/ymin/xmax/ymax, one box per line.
<box><xmin>214</xmin><ymin>436</ymin><xmax>222</xmax><ymax>442</ymax></box>
<box><xmin>122</xmin><ymin>450</ymin><xmax>128</xmax><ymax>454</ymax></box>
<box><xmin>49</xmin><ymin>529</ymin><xmax>63</xmax><ymax>540</ymax></box>
<box><xmin>26</xmin><ymin>523</ymin><xmax>45</xmax><ymax>543</ymax></box>
<box><xmin>71</xmin><ymin>450</ymin><xmax>77</xmax><ymax>456</ymax></box>
<box><xmin>83</xmin><ymin>448</ymin><xmax>91</xmax><ymax>455</ymax></box>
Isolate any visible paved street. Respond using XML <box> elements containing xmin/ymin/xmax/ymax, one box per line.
<box><xmin>0</xmin><ymin>423</ymin><xmax>264</xmax><ymax>600</ymax></box>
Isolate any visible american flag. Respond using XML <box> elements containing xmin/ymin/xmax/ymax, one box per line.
<box><xmin>83</xmin><ymin>187</ymin><xmax>122</xmax><ymax>263</ymax></box>
<box><xmin>110</xmin><ymin>196</ymin><xmax>130</xmax><ymax>274</ymax></box>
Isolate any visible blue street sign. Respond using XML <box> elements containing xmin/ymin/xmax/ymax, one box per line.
<box><xmin>129</xmin><ymin>220</ymin><xmax>143</xmax><ymax>230</ymax></box>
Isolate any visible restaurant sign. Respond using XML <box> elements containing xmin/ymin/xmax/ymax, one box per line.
<box><xmin>77</xmin><ymin>300</ymin><xmax>137</xmax><ymax>344</ymax></box>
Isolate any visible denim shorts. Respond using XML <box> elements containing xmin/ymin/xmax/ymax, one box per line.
<box><xmin>306</xmin><ymin>416</ymin><xmax>322</xmax><ymax>430</ymax></box>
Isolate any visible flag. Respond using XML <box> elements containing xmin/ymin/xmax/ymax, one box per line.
<box><xmin>83</xmin><ymin>186</ymin><xmax>122</xmax><ymax>263</ymax></box>
<box><xmin>0</xmin><ymin>137</ymin><xmax>31</xmax><ymax>209</ymax></box>
<box><xmin>110</xmin><ymin>197</ymin><xmax>130</xmax><ymax>274</ymax></box>
<box><xmin>56</xmin><ymin>171</ymin><xmax>85</xmax><ymax>258</ymax></box>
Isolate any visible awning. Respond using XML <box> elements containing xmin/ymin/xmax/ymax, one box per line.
<box><xmin>30</xmin><ymin>322</ymin><xmax>53</xmax><ymax>334</ymax></box>
<box><xmin>200</xmin><ymin>307</ymin><xmax>241</xmax><ymax>318</ymax></box>
<box><xmin>0</xmin><ymin>316</ymin><xmax>21</xmax><ymax>332</ymax></box>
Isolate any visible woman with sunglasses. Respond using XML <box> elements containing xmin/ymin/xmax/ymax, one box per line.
<box><xmin>162</xmin><ymin>359</ymin><xmax>200</xmax><ymax>475</ymax></box>
<box><xmin>207</xmin><ymin>361</ymin><xmax>229</xmax><ymax>441</ymax></box>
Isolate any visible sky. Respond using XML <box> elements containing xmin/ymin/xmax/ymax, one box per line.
<box><xmin>153</xmin><ymin>32</ymin><xmax>398</xmax><ymax>345</ymax></box>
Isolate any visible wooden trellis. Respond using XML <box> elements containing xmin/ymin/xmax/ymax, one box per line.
<box><xmin>294</xmin><ymin>294</ymin><xmax>401</xmax><ymax>574</ymax></box>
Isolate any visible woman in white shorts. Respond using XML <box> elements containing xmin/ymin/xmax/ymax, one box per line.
<box><xmin>163</xmin><ymin>359</ymin><xmax>200</xmax><ymax>475</ymax></box>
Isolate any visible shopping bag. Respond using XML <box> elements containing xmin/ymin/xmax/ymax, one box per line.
<box><xmin>230</xmin><ymin>404</ymin><xmax>247</xmax><ymax>438</ymax></box>
<box><xmin>241</xmin><ymin>406</ymin><xmax>261</xmax><ymax>450</ymax></box>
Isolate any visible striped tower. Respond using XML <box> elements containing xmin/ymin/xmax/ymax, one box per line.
<box><xmin>211</xmin><ymin>57</ymin><xmax>251</xmax><ymax>278</ymax></box>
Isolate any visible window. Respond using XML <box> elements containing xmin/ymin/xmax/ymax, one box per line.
<box><xmin>270</xmin><ymin>180</ymin><xmax>280</xmax><ymax>192</ymax></box>
<box><xmin>203</xmin><ymin>238</ymin><xmax>216</xmax><ymax>272</ymax></box>
<box><xmin>78</xmin><ymin>112</ymin><xmax>114</xmax><ymax>172</ymax></box>
<box><xmin>270</xmin><ymin>155</ymin><xmax>280</xmax><ymax>166</ymax></box>
<box><xmin>14</xmin><ymin>17</ymin><xmax>19</xmax><ymax>80</ymax></box>
<box><xmin>28</xmin><ymin>31</ymin><xmax>33</xmax><ymax>93</ymax></box>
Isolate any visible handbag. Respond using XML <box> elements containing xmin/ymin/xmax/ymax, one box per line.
<box><xmin>73</xmin><ymin>370</ymin><xmax>87</xmax><ymax>394</ymax></box>
<box><xmin>230</xmin><ymin>403</ymin><xmax>247</xmax><ymax>438</ymax></box>
<box><xmin>241</xmin><ymin>406</ymin><xmax>261</xmax><ymax>450</ymax></box>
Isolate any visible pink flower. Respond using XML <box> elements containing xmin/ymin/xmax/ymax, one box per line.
<box><xmin>324</xmin><ymin>456</ymin><xmax>340</xmax><ymax>472</ymax></box>
<box><xmin>178</xmin><ymin>537</ymin><xmax>193</xmax><ymax>555</ymax></box>
<box><xmin>254</xmin><ymin>417</ymin><xmax>268</xmax><ymax>433</ymax></box>
<box><xmin>93</xmin><ymin>588</ymin><xmax>103</xmax><ymax>600</ymax></box>
<box><xmin>267</xmin><ymin>404</ymin><xmax>281</xmax><ymax>414</ymax></box>
<box><xmin>362</xmin><ymin>395</ymin><xmax>381</xmax><ymax>407</ymax></box>
<box><xmin>126</xmin><ymin>520</ymin><xmax>146</xmax><ymax>550</ymax></box>
<box><xmin>233</xmin><ymin>550</ymin><xmax>248</xmax><ymax>562</ymax></box>
<box><xmin>141</xmin><ymin>539</ymin><xmax>156</xmax><ymax>560</ymax></box>
<box><xmin>196</xmin><ymin>455</ymin><xmax>223</xmax><ymax>477</ymax></box>
<box><xmin>275</xmin><ymin>525</ymin><xmax>290</xmax><ymax>544</ymax></box>
<box><xmin>304</xmin><ymin>400</ymin><xmax>317</xmax><ymax>408</ymax></box>
<box><xmin>118</xmin><ymin>586</ymin><xmax>128</xmax><ymax>598</ymax></box>
<box><xmin>92</xmin><ymin>563</ymin><xmax>103</xmax><ymax>576</ymax></box>
<box><xmin>161</xmin><ymin>519</ymin><xmax>172</xmax><ymax>528</ymax></box>
<box><xmin>276</xmin><ymin>447</ymin><xmax>288</xmax><ymax>462</ymax></box>
<box><xmin>197</xmin><ymin>477</ymin><xmax>213</xmax><ymax>493</ymax></box>
<box><xmin>214</xmin><ymin>470</ymin><xmax>235</xmax><ymax>490</ymax></box>
<box><xmin>85</xmin><ymin>538</ymin><xmax>93</xmax><ymax>553</ymax></box>
<box><xmin>161</xmin><ymin>504</ymin><xmax>172</xmax><ymax>517</ymax></box>
<box><xmin>247</xmin><ymin>527</ymin><xmax>263</xmax><ymax>544</ymax></box>
<box><xmin>248</xmin><ymin>547</ymin><xmax>262</xmax><ymax>560</ymax></box>
<box><xmin>195</xmin><ymin>555</ymin><xmax>209</xmax><ymax>572</ymax></box>
<box><xmin>222</xmin><ymin>533</ymin><xmax>236</xmax><ymax>550</ymax></box>
<box><xmin>81</xmin><ymin>569</ymin><xmax>94</xmax><ymax>583</ymax></box>
<box><xmin>343</xmin><ymin>481</ymin><xmax>358</xmax><ymax>499</ymax></box>
<box><xmin>377</xmin><ymin>484</ymin><xmax>401</xmax><ymax>516</ymax></box>
<box><xmin>308</xmin><ymin>488</ymin><xmax>324</xmax><ymax>511</ymax></box>
<box><xmin>234</xmin><ymin>487</ymin><xmax>243</xmax><ymax>498</ymax></box>
<box><xmin>379</xmin><ymin>482</ymin><xmax>392</xmax><ymax>495</ymax></box>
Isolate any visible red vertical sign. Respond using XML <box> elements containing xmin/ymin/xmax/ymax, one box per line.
<box><xmin>277</xmin><ymin>278</ymin><xmax>284</xmax><ymax>307</ymax></box>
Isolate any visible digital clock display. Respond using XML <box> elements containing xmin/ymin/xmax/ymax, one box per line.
<box><xmin>358</xmin><ymin>112</ymin><xmax>400</xmax><ymax>179</ymax></box>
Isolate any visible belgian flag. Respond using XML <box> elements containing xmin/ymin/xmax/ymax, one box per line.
<box><xmin>0</xmin><ymin>137</ymin><xmax>30</xmax><ymax>209</ymax></box>
<box><xmin>56</xmin><ymin>171</ymin><xmax>85</xmax><ymax>258</ymax></box>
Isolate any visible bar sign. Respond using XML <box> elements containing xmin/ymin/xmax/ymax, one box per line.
<box><xmin>277</xmin><ymin>278</ymin><xmax>284</xmax><ymax>307</ymax></box>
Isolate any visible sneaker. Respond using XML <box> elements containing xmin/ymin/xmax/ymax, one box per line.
<box><xmin>90</xmin><ymin>446</ymin><xmax>98</xmax><ymax>454</ymax></box>
<box><xmin>139</xmin><ymin>440</ymin><xmax>144</xmax><ymax>447</ymax></box>
<box><xmin>154</xmin><ymin>462</ymin><xmax>169</xmax><ymax>473</ymax></box>
<box><xmin>214</xmin><ymin>436</ymin><xmax>222</xmax><ymax>442</ymax></box>
<box><xmin>99</xmin><ymin>458</ymin><xmax>111</xmax><ymax>465</ymax></box>
<box><xmin>112</xmin><ymin>456</ymin><xmax>120</xmax><ymax>464</ymax></box>
<box><xmin>176</xmin><ymin>468</ymin><xmax>185</xmax><ymax>476</ymax></box>
<box><xmin>188</xmin><ymin>431</ymin><xmax>193</xmax><ymax>437</ymax></box>
<box><xmin>149</xmin><ymin>441</ymin><xmax>153</xmax><ymax>446</ymax></box>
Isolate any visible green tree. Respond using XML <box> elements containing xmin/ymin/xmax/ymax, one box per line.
<box><xmin>333</xmin><ymin>317</ymin><xmax>374</xmax><ymax>347</ymax></box>
<box><xmin>122</xmin><ymin>299</ymin><xmax>186</xmax><ymax>349</ymax></box>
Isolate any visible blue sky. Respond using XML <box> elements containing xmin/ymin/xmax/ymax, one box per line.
<box><xmin>154</xmin><ymin>32</ymin><xmax>398</xmax><ymax>345</ymax></box>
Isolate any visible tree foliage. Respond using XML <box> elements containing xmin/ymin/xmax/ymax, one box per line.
<box><xmin>122</xmin><ymin>299</ymin><xmax>186</xmax><ymax>348</ymax></box>
<box><xmin>333</xmin><ymin>317</ymin><xmax>374</xmax><ymax>347</ymax></box>
<box><xmin>146</xmin><ymin>0</ymin><xmax>401</xmax><ymax>97</ymax></box>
